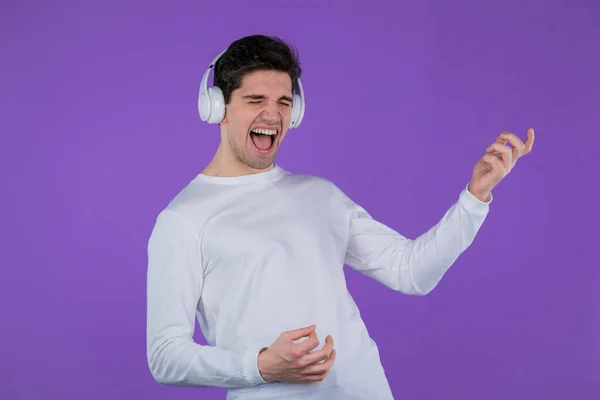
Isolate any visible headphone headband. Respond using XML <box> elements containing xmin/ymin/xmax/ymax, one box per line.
<box><xmin>198</xmin><ymin>49</ymin><xmax>305</xmax><ymax>129</ymax></box>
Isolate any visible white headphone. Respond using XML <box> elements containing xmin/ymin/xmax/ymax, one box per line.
<box><xmin>198</xmin><ymin>50</ymin><xmax>305</xmax><ymax>129</ymax></box>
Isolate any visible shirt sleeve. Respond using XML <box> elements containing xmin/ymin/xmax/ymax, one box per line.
<box><xmin>146</xmin><ymin>209</ymin><xmax>267</xmax><ymax>388</ymax></box>
<box><xmin>340</xmin><ymin>184</ymin><xmax>491</xmax><ymax>295</ymax></box>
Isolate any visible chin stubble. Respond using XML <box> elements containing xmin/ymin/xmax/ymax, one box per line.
<box><xmin>228</xmin><ymin>126</ymin><xmax>275</xmax><ymax>170</ymax></box>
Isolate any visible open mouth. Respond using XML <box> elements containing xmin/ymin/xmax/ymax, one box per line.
<box><xmin>249</xmin><ymin>127</ymin><xmax>278</xmax><ymax>153</ymax></box>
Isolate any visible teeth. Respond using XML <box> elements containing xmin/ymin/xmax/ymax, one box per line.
<box><xmin>251</xmin><ymin>128</ymin><xmax>277</xmax><ymax>135</ymax></box>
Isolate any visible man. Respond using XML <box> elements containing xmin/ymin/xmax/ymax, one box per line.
<box><xmin>146</xmin><ymin>35</ymin><xmax>534</xmax><ymax>399</ymax></box>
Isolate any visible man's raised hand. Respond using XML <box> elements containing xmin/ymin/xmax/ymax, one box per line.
<box><xmin>469</xmin><ymin>128</ymin><xmax>535</xmax><ymax>201</ymax></box>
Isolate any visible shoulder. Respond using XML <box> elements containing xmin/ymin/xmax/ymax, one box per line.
<box><xmin>150</xmin><ymin>177</ymin><xmax>224</xmax><ymax>240</ymax></box>
<box><xmin>279</xmin><ymin>170</ymin><xmax>357</xmax><ymax>210</ymax></box>
<box><xmin>280</xmin><ymin>170</ymin><xmax>342</xmax><ymax>194</ymax></box>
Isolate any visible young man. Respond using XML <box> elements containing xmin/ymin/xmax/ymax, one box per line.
<box><xmin>146</xmin><ymin>35</ymin><xmax>534</xmax><ymax>399</ymax></box>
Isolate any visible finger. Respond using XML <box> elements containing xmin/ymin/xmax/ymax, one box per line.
<box><xmin>522</xmin><ymin>127</ymin><xmax>535</xmax><ymax>155</ymax></box>
<box><xmin>292</xmin><ymin>330</ymin><xmax>320</xmax><ymax>356</ymax></box>
<box><xmin>482</xmin><ymin>154</ymin><xmax>507</xmax><ymax>174</ymax></box>
<box><xmin>297</xmin><ymin>352</ymin><xmax>336</xmax><ymax>383</ymax></box>
<box><xmin>498</xmin><ymin>131</ymin><xmax>526</xmax><ymax>151</ymax></box>
<box><xmin>302</xmin><ymin>349</ymin><xmax>336</xmax><ymax>376</ymax></box>
<box><xmin>295</xmin><ymin>335</ymin><xmax>334</xmax><ymax>367</ymax></box>
<box><xmin>297</xmin><ymin>371</ymin><xmax>330</xmax><ymax>382</ymax></box>
<box><xmin>498</xmin><ymin>130</ymin><xmax>526</xmax><ymax>160</ymax></box>
<box><xmin>486</xmin><ymin>143</ymin><xmax>512</xmax><ymax>170</ymax></box>
<box><xmin>284</xmin><ymin>325</ymin><xmax>316</xmax><ymax>341</ymax></box>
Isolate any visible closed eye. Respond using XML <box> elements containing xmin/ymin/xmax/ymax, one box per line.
<box><xmin>243</xmin><ymin>94</ymin><xmax>293</xmax><ymax>106</ymax></box>
<box><xmin>247</xmin><ymin>100</ymin><xmax>290</xmax><ymax>107</ymax></box>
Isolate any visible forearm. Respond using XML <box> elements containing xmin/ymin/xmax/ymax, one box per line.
<box><xmin>399</xmin><ymin>185</ymin><xmax>490</xmax><ymax>294</ymax></box>
<box><xmin>344</xmin><ymin>184</ymin><xmax>490</xmax><ymax>295</ymax></box>
<box><xmin>147</xmin><ymin>334</ymin><xmax>265</xmax><ymax>388</ymax></box>
<box><xmin>146</xmin><ymin>209</ymin><xmax>266</xmax><ymax>388</ymax></box>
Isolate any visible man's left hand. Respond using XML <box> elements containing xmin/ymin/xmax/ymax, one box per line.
<box><xmin>468</xmin><ymin>128</ymin><xmax>535</xmax><ymax>202</ymax></box>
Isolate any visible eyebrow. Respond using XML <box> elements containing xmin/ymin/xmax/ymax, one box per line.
<box><xmin>242</xmin><ymin>94</ymin><xmax>293</xmax><ymax>103</ymax></box>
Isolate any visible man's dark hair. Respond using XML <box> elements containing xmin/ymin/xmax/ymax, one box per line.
<box><xmin>213</xmin><ymin>35</ymin><xmax>302</xmax><ymax>105</ymax></box>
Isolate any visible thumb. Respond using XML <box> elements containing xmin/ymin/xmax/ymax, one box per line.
<box><xmin>286</xmin><ymin>324</ymin><xmax>316</xmax><ymax>340</ymax></box>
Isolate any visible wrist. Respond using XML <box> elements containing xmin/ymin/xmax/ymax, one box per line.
<box><xmin>468</xmin><ymin>183</ymin><xmax>491</xmax><ymax>202</ymax></box>
<box><xmin>257</xmin><ymin>347</ymin><xmax>275</xmax><ymax>383</ymax></box>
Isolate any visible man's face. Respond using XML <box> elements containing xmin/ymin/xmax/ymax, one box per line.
<box><xmin>220</xmin><ymin>70</ymin><xmax>293</xmax><ymax>172</ymax></box>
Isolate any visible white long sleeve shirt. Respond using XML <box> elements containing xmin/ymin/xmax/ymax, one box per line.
<box><xmin>146</xmin><ymin>164</ymin><xmax>490</xmax><ymax>399</ymax></box>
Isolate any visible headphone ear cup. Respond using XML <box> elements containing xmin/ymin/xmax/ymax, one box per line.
<box><xmin>198</xmin><ymin>89</ymin><xmax>210</xmax><ymax>122</ymax></box>
<box><xmin>289</xmin><ymin>93</ymin><xmax>304</xmax><ymax>129</ymax></box>
<box><xmin>207</xmin><ymin>86</ymin><xmax>225</xmax><ymax>124</ymax></box>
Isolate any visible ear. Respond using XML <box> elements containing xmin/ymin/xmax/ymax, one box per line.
<box><xmin>221</xmin><ymin>106</ymin><xmax>228</xmax><ymax>123</ymax></box>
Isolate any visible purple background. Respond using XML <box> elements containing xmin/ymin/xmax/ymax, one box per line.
<box><xmin>2</xmin><ymin>0</ymin><xmax>598</xmax><ymax>399</ymax></box>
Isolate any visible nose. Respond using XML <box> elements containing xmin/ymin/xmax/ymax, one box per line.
<box><xmin>260</xmin><ymin>99</ymin><xmax>281</xmax><ymax>121</ymax></box>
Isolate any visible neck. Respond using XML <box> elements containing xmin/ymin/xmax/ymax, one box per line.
<box><xmin>202</xmin><ymin>143</ymin><xmax>274</xmax><ymax>177</ymax></box>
